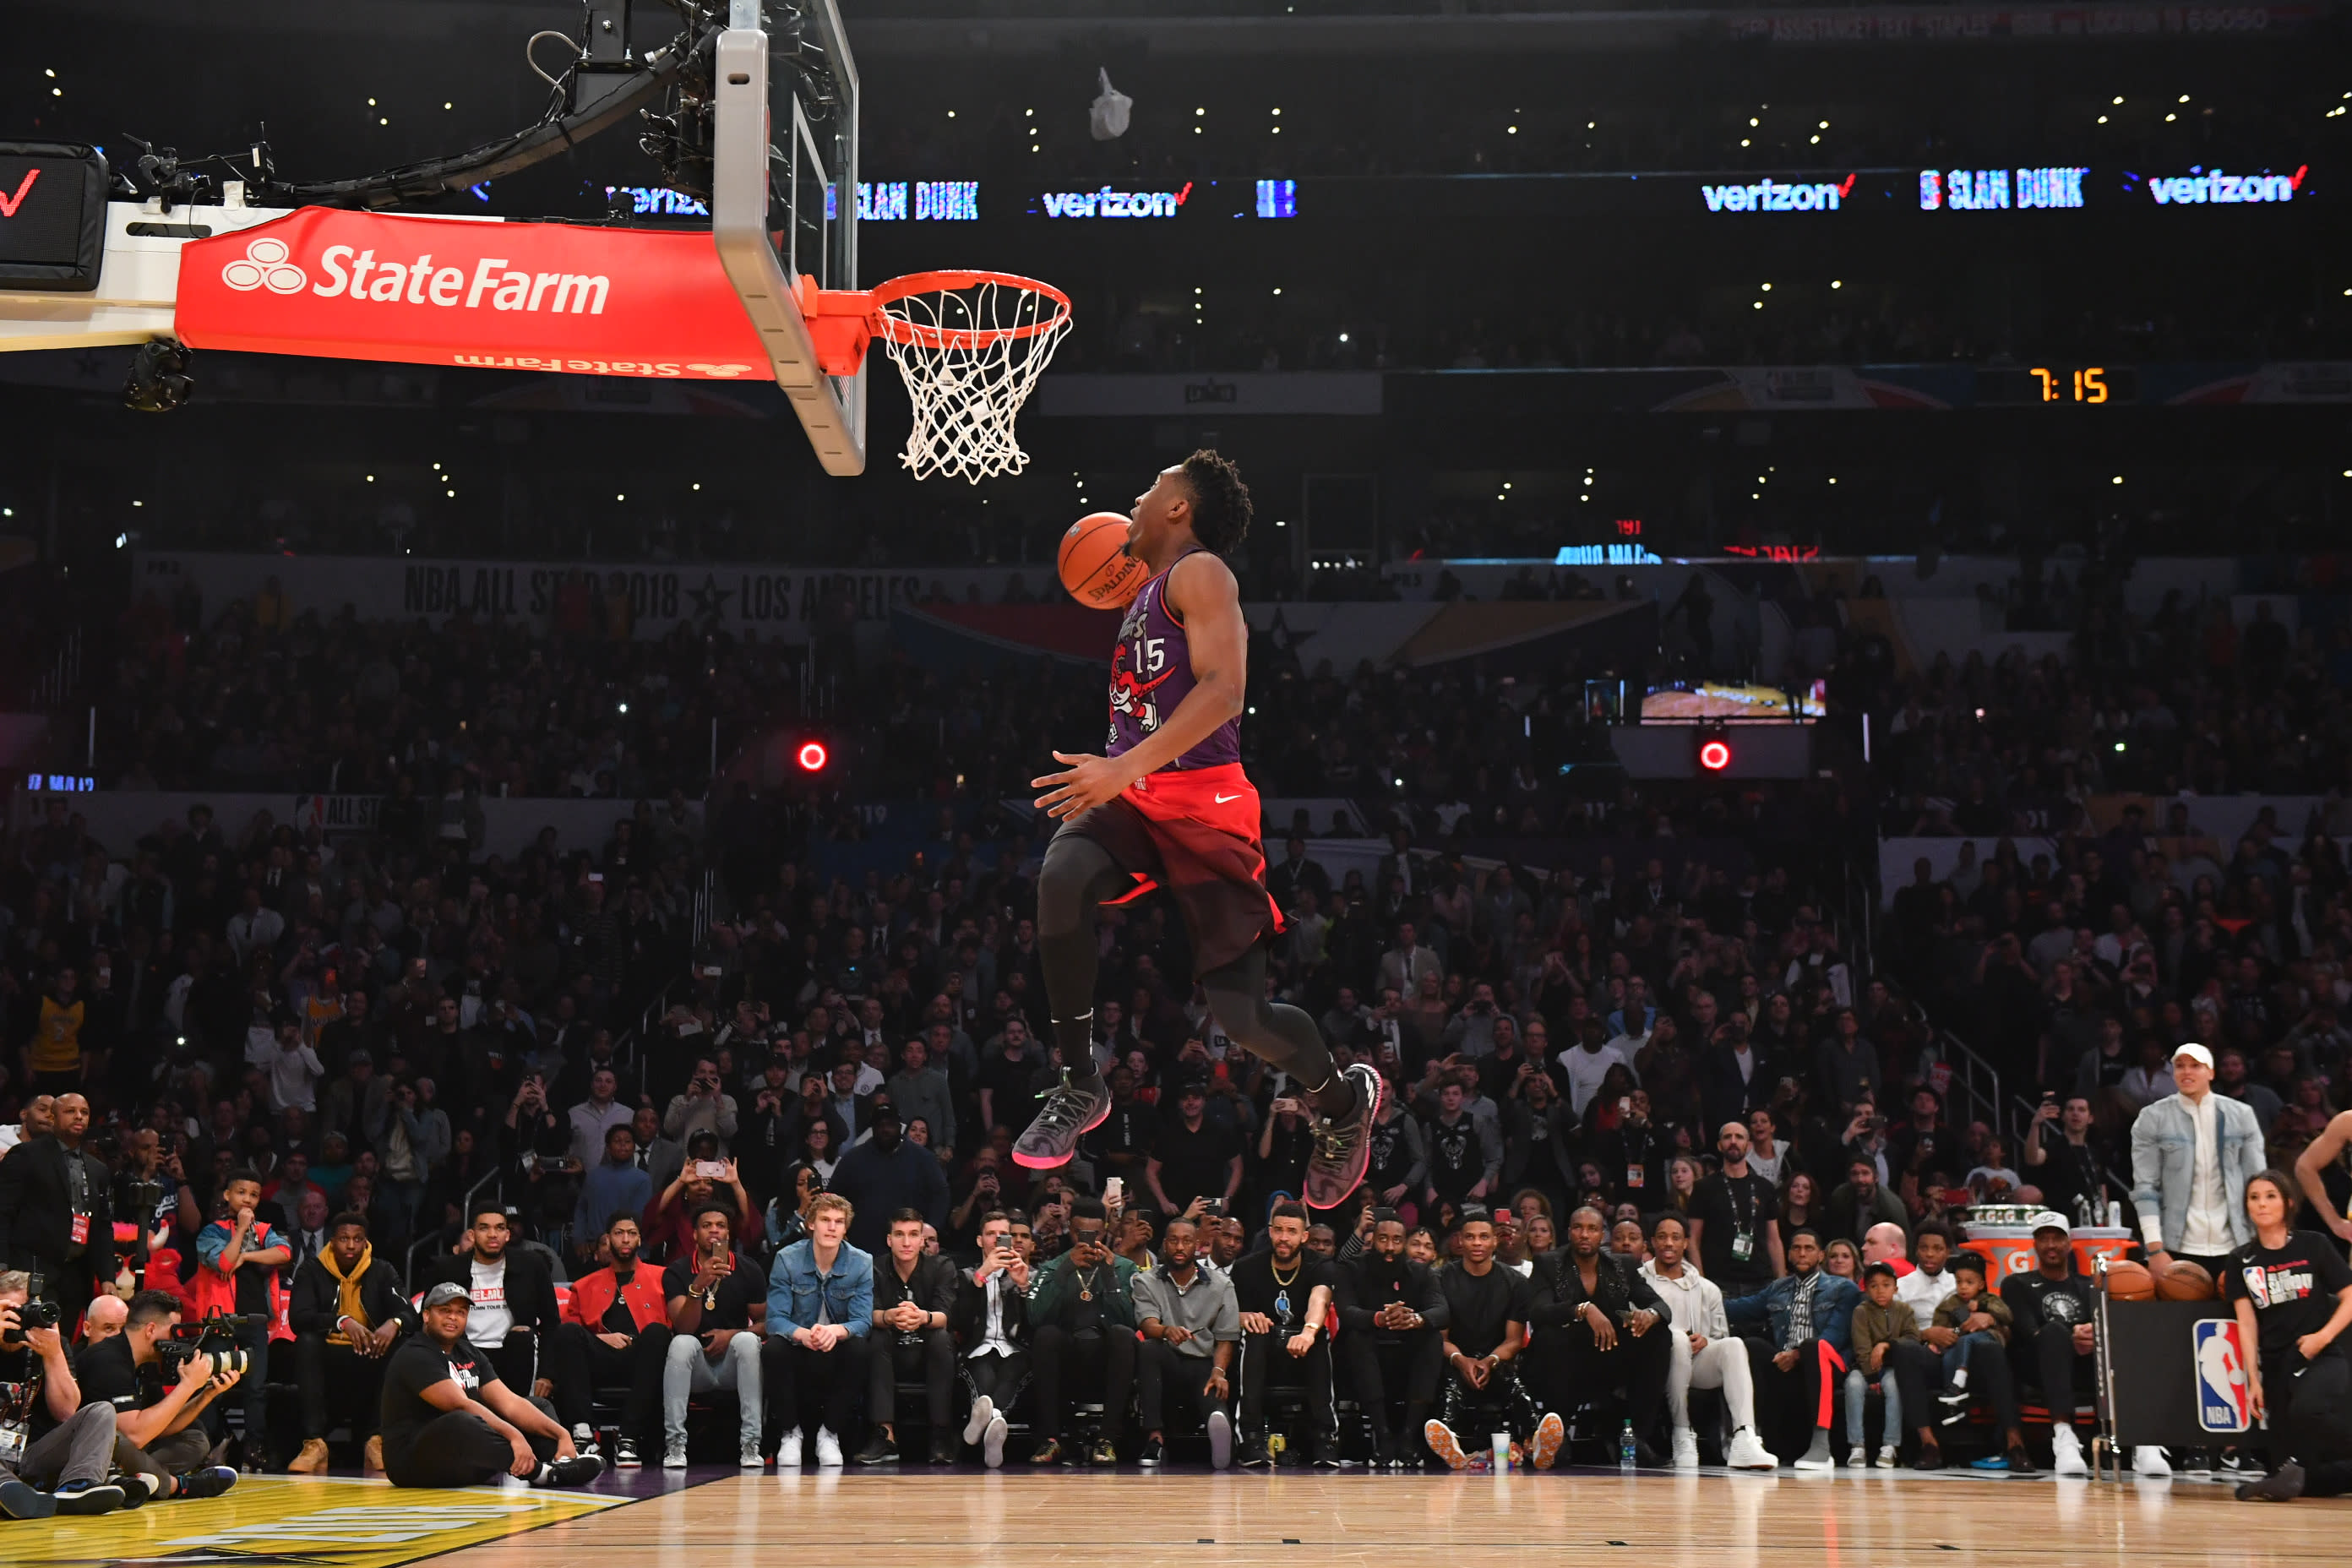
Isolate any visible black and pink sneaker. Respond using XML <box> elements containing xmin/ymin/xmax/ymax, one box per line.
<box><xmin>1011</xmin><ymin>1070</ymin><xmax>1113</xmax><ymax>1170</ymax></box>
<box><xmin>1304</xmin><ymin>1064</ymin><xmax>1384</xmax><ymax>1211</ymax></box>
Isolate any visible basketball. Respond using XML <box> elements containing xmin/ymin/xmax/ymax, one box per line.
<box><xmin>1059</xmin><ymin>511</ymin><xmax>1147</xmax><ymax>609</ymax></box>
<box><xmin>2156</xmin><ymin>1259</ymin><xmax>2219</xmax><ymax>1301</ymax></box>
<box><xmin>2104</xmin><ymin>1260</ymin><xmax>2156</xmax><ymax>1300</ymax></box>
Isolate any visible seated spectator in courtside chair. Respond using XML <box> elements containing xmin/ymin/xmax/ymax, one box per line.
<box><xmin>547</xmin><ymin>1211</ymin><xmax>673</xmax><ymax>1467</ymax></box>
<box><xmin>1725</xmin><ymin>1228</ymin><xmax>1859</xmax><ymax>1472</ymax></box>
<box><xmin>762</xmin><ymin>1192</ymin><xmax>871</xmax><ymax>1467</ymax></box>
<box><xmin>662</xmin><ymin>1205</ymin><xmax>763</xmax><ymax>1469</ymax></box>
<box><xmin>1845</xmin><ymin>1261</ymin><xmax>1919</xmax><ymax>1469</ymax></box>
<box><xmin>856</xmin><ymin>1207</ymin><xmax>960</xmax><ymax>1467</ymax></box>
<box><xmin>286</xmin><ymin>1211</ymin><xmax>418</xmax><ymax>1475</ymax></box>
<box><xmin>1024</xmin><ymin>1195</ymin><xmax>1138</xmax><ymax>1467</ymax></box>
<box><xmin>416</xmin><ymin>1202</ymin><xmax>562</xmax><ymax>1399</ymax></box>
<box><xmin>950</xmin><ymin>1209</ymin><xmax>1032</xmax><ymax>1469</ymax></box>
<box><xmin>189</xmin><ymin>1167</ymin><xmax>290</xmax><ymax>1471</ymax></box>
<box><xmin>374</xmin><ymin>1282</ymin><xmax>602</xmax><ymax>1490</ymax></box>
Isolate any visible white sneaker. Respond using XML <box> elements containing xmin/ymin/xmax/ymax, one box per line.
<box><xmin>1206</xmin><ymin>1409</ymin><xmax>1233</xmax><ymax>1470</ymax></box>
<box><xmin>1793</xmin><ymin>1435</ymin><xmax>1838</xmax><ymax>1473</ymax></box>
<box><xmin>1671</xmin><ymin>1429</ymin><xmax>1700</xmax><ymax>1470</ymax></box>
<box><xmin>572</xmin><ymin>1423</ymin><xmax>597</xmax><ymax>1450</ymax></box>
<box><xmin>740</xmin><ymin>1445</ymin><xmax>766</xmax><ymax>1469</ymax></box>
<box><xmin>662</xmin><ymin>1439</ymin><xmax>688</xmax><ymax>1470</ymax></box>
<box><xmin>814</xmin><ymin>1429</ymin><xmax>843</xmax><ymax>1467</ymax></box>
<box><xmin>961</xmin><ymin>1395</ymin><xmax>996</xmax><ymax>1449</ymax></box>
<box><xmin>779</xmin><ymin>1430</ymin><xmax>803</xmax><ymax>1467</ymax></box>
<box><xmin>2132</xmin><ymin>1445</ymin><xmax>2171</xmax><ymax>1478</ymax></box>
<box><xmin>2052</xmin><ymin>1424</ymin><xmax>2088</xmax><ymax>1478</ymax></box>
<box><xmin>982</xmin><ymin>1413</ymin><xmax>1007</xmax><ymax>1469</ymax></box>
<box><xmin>1726</xmin><ymin>1429</ymin><xmax>1779</xmax><ymax>1471</ymax></box>
<box><xmin>1876</xmin><ymin>1446</ymin><xmax>1899</xmax><ymax>1470</ymax></box>
<box><xmin>1848</xmin><ymin>1446</ymin><xmax>1868</xmax><ymax>1469</ymax></box>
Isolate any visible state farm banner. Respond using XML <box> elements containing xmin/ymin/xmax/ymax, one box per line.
<box><xmin>175</xmin><ymin>206</ymin><xmax>770</xmax><ymax>382</ymax></box>
<box><xmin>134</xmin><ymin>551</ymin><xmax>1064</xmax><ymax>643</ymax></box>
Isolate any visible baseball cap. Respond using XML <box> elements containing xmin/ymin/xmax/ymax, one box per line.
<box><xmin>2026</xmin><ymin>1210</ymin><xmax>2071</xmax><ymax>1236</ymax></box>
<box><xmin>870</xmin><ymin>1097</ymin><xmax>901</xmax><ymax>1124</ymax></box>
<box><xmin>2172</xmin><ymin>1043</ymin><xmax>2216</xmax><ymax>1070</ymax></box>
<box><xmin>422</xmin><ymin>1281</ymin><xmax>472</xmax><ymax>1309</ymax></box>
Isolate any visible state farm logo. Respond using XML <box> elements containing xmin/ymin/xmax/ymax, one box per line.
<box><xmin>220</xmin><ymin>236</ymin><xmax>308</xmax><ymax>294</ymax></box>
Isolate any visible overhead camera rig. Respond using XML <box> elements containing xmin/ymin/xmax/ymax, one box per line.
<box><xmin>0</xmin><ymin>0</ymin><xmax>841</xmax><ymax>412</ymax></box>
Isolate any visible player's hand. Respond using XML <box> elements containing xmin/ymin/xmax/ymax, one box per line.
<box><xmin>1286</xmin><ymin>1329</ymin><xmax>1317</xmax><ymax>1358</ymax></box>
<box><xmin>534</xmin><ymin>1377</ymin><xmax>555</xmax><ymax>1400</ymax></box>
<box><xmin>511</xmin><ymin>1438</ymin><xmax>541</xmax><ymax>1478</ymax></box>
<box><xmin>1032</xmin><ymin>752</ymin><xmax>1135</xmax><ymax>821</ymax></box>
<box><xmin>1164</xmin><ymin>1324</ymin><xmax>1194</xmax><ymax>1347</ymax></box>
<box><xmin>2249</xmin><ymin>1373</ymin><xmax>2267</xmax><ymax>1421</ymax></box>
<box><xmin>1239</xmin><ymin>1312</ymin><xmax>1273</xmax><ymax>1336</ymax></box>
<box><xmin>2299</xmin><ymin>1331</ymin><xmax>2331</xmax><ymax>1362</ymax></box>
<box><xmin>1772</xmin><ymin>1348</ymin><xmax>1799</xmax><ymax>1373</ymax></box>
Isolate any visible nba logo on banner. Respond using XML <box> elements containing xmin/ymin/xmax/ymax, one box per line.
<box><xmin>2192</xmin><ymin>1320</ymin><xmax>2252</xmax><ymax>1433</ymax></box>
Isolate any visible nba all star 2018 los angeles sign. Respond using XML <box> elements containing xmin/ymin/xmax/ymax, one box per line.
<box><xmin>175</xmin><ymin>207</ymin><xmax>770</xmax><ymax>380</ymax></box>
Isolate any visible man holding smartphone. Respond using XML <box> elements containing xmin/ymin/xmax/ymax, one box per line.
<box><xmin>1026</xmin><ymin>1195</ymin><xmax>1137</xmax><ymax>1466</ymax></box>
<box><xmin>856</xmin><ymin>1208</ymin><xmax>959</xmax><ymax>1466</ymax></box>
<box><xmin>950</xmin><ymin>1211</ymin><xmax>1032</xmax><ymax>1467</ymax></box>
<box><xmin>663</xmin><ymin>1206</ymin><xmax>763</xmax><ymax>1468</ymax></box>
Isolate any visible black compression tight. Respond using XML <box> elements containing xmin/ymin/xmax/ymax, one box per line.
<box><xmin>1037</xmin><ymin>832</ymin><xmax>1347</xmax><ymax>1112</ymax></box>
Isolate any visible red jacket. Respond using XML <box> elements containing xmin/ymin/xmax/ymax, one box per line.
<box><xmin>562</xmin><ymin>1262</ymin><xmax>671</xmax><ymax>1332</ymax></box>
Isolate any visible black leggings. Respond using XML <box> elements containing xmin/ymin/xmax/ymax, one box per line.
<box><xmin>1038</xmin><ymin>831</ymin><xmax>1334</xmax><ymax>1093</ymax></box>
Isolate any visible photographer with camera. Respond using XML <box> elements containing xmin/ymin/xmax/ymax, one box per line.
<box><xmin>547</xmin><ymin>1211</ymin><xmax>673</xmax><ymax>1467</ymax></box>
<box><xmin>0</xmin><ymin>1270</ymin><xmax>126</xmax><ymax>1516</ymax></box>
<box><xmin>376</xmin><ymin>1281</ymin><xmax>602</xmax><ymax>1489</ymax></box>
<box><xmin>504</xmin><ymin>1072</ymin><xmax>579</xmax><ymax>1251</ymax></box>
<box><xmin>286</xmin><ymin>1211</ymin><xmax>416</xmax><ymax>1475</ymax></box>
<box><xmin>0</xmin><ymin>1092</ymin><xmax>117</xmax><ymax>1341</ymax></box>
<box><xmin>189</xmin><ymin>1167</ymin><xmax>289</xmax><ymax>1469</ymax></box>
<box><xmin>74</xmin><ymin>1289</ymin><xmax>241</xmax><ymax>1498</ymax></box>
<box><xmin>416</xmin><ymin>1203</ymin><xmax>561</xmax><ymax>1396</ymax></box>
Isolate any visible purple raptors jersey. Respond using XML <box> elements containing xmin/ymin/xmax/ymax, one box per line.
<box><xmin>1104</xmin><ymin>550</ymin><xmax>1239</xmax><ymax>772</ymax></box>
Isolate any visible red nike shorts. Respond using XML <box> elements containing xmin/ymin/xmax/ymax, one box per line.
<box><xmin>1059</xmin><ymin>761</ymin><xmax>1283</xmax><ymax>976</ymax></box>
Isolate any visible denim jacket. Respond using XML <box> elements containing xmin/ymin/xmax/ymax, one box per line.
<box><xmin>2127</xmin><ymin>1091</ymin><xmax>2265</xmax><ymax>1254</ymax></box>
<box><xmin>1726</xmin><ymin>1268</ymin><xmax>1859</xmax><ymax>1355</ymax></box>
<box><xmin>765</xmin><ymin>1239</ymin><xmax>874</xmax><ymax>1339</ymax></box>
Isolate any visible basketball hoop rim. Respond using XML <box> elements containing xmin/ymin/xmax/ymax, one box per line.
<box><xmin>863</xmin><ymin>270</ymin><xmax>1073</xmax><ymax>350</ymax></box>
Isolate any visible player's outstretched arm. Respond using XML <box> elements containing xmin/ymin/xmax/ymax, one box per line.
<box><xmin>1033</xmin><ymin>553</ymin><xmax>1246</xmax><ymax>819</ymax></box>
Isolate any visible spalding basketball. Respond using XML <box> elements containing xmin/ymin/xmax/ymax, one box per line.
<box><xmin>1059</xmin><ymin>511</ymin><xmax>1146</xmax><ymax>609</ymax></box>
<box><xmin>2156</xmin><ymin>1259</ymin><xmax>2219</xmax><ymax>1301</ymax></box>
<box><xmin>2104</xmin><ymin>1260</ymin><xmax>2156</xmax><ymax>1301</ymax></box>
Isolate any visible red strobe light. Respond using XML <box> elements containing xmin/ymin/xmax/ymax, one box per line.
<box><xmin>1697</xmin><ymin>737</ymin><xmax>1733</xmax><ymax>772</ymax></box>
<box><xmin>796</xmin><ymin>741</ymin><xmax>830</xmax><ymax>772</ymax></box>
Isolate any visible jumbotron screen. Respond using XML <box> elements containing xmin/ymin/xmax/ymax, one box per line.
<box><xmin>1642</xmin><ymin>680</ymin><xmax>1824</xmax><ymax>722</ymax></box>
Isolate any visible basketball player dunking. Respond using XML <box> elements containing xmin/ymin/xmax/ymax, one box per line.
<box><xmin>1014</xmin><ymin>450</ymin><xmax>1381</xmax><ymax>1207</ymax></box>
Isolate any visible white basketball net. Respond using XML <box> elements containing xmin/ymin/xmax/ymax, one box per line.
<box><xmin>875</xmin><ymin>275</ymin><xmax>1072</xmax><ymax>483</ymax></box>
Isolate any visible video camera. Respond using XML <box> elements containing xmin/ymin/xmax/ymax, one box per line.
<box><xmin>156</xmin><ymin>1311</ymin><xmax>267</xmax><ymax>1378</ymax></box>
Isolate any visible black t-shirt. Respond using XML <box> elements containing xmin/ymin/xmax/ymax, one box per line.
<box><xmin>1152</xmin><ymin>1118</ymin><xmax>1241</xmax><ymax>1212</ymax></box>
<box><xmin>662</xmin><ymin>1253</ymin><xmax>762</xmax><ymax>1332</ymax></box>
<box><xmin>1085</xmin><ymin>1102</ymin><xmax>1153</xmax><ymax>1167</ymax></box>
<box><xmin>2224</xmin><ymin>1232</ymin><xmax>2352</xmax><ymax>1361</ymax></box>
<box><xmin>2001</xmin><ymin>1266</ymin><xmax>2097</xmax><ymax>1335</ymax></box>
<box><xmin>1438</xmin><ymin>1261</ymin><xmax>1533</xmax><ymax>1358</ymax></box>
<box><xmin>380</xmin><ymin>1332</ymin><xmax>497</xmax><ymax>1455</ymax></box>
<box><xmin>1424</xmin><ymin>1114</ymin><xmax>1481</xmax><ymax>1204</ymax></box>
<box><xmin>977</xmin><ymin>1048</ymin><xmax>1042</xmax><ymax>1129</ymax></box>
<box><xmin>1690</xmin><ymin>1170</ymin><xmax>1780</xmax><ymax>1291</ymax></box>
<box><xmin>74</xmin><ymin>1332</ymin><xmax>148</xmax><ymax>1414</ymax></box>
<box><xmin>1230</xmin><ymin>1253</ymin><xmax>1337</xmax><ymax>1337</ymax></box>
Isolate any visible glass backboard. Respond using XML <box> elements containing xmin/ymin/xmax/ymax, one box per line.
<box><xmin>712</xmin><ymin>0</ymin><xmax>863</xmax><ymax>475</ymax></box>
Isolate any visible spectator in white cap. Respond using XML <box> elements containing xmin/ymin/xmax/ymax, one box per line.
<box><xmin>2130</xmin><ymin>1043</ymin><xmax>2267</xmax><ymax>1282</ymax></box>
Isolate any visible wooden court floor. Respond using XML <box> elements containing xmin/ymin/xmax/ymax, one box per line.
<box><xmin>424</xmin><ymin>1470</ymin><xmax>2347</xmax><ymax>1568</ymax></box>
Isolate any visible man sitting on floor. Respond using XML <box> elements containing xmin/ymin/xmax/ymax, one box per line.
<box><xmin>376</xmin><ymin>1281</ymin><xmax>602</xmax><ymax>1489</ymax></box>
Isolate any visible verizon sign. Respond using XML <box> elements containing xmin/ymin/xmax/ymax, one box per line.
<box><xmin>177</xmin><ymin>207</ymin><xmax>771</xmax><ymax>380</ymax></box>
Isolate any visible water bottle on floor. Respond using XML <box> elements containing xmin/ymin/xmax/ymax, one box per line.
<box><xmin>1619</xmin><ymin>1421</ymin><xmax>1636</xmax><ymax>1473</ymax></box>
